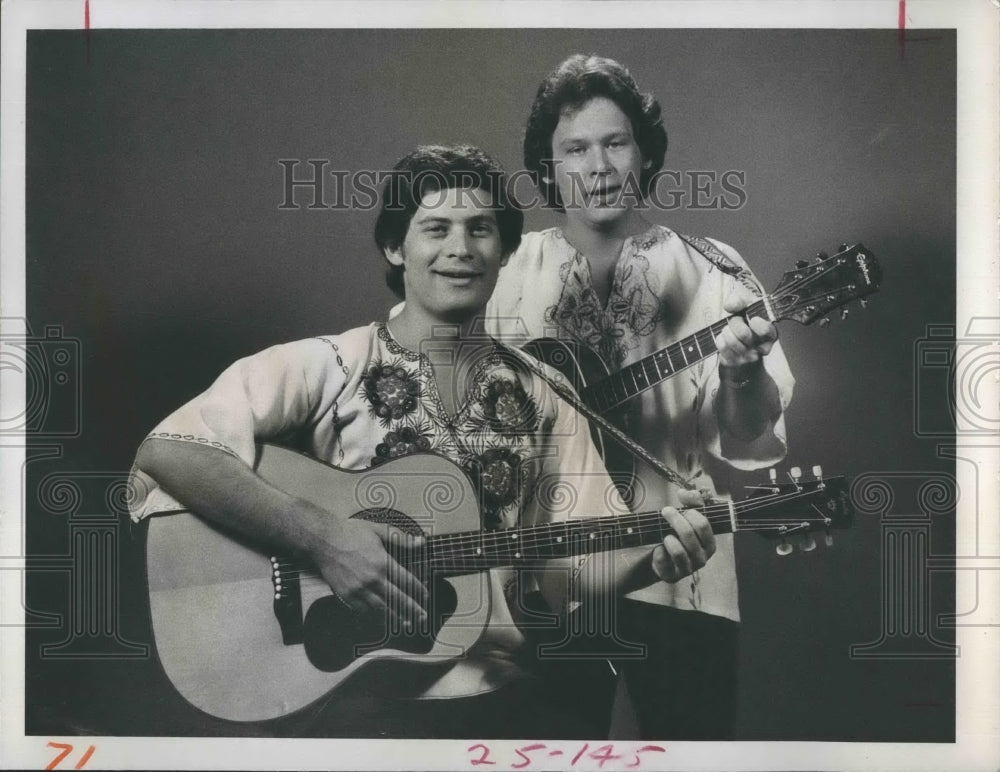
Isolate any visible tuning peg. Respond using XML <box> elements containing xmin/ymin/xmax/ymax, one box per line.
<box><xmin>799</xmin><ymin>534</ymin><xmax>817</xmax><ymax>552</ymax></box>
<box><xmin>860</xmin><ymin>299</ymin><xmax>869</xmax><ymax>309</ymax></box>
<box><xmin>815</xmin><ymin>251</ymin><xmax>829</xmax><ymax>261</ymax></box>
<box><xmin>776</xmin><ymin>538</ymin><xmax>793</xmax><ymax>556</ymax></box>
<box><xmin>838</xmin><ymin>243</ymin><xmax>848</xmax><ymax>252</ymax></box>
<box><xmin>812</xmin><ymin>465</ymin><xmax>823</xmax><ymax>479</ymax></box>
<box><xmin>795</xmin><ymin>259</ymin><xmax>809</xmax><ymax>269</ymax></box>
<box><xmin>789</xmin><ymin>466</ymin><xmax>802</xmax><ymax>483</ymax></box>
<box><xmin>824</xmin><ymin>532</ymin><xmax>834</xmax><ymax>547</ymax></box>
<box><xmin>841</xmin><ymin>308</ymin><xmax>849</xmax><ymax>320</ymax></box>
<box><xmin>819</xmin><ymin>318</ymin><xmax>831</xmax><ymax>327</ymax></box>
<box><xmin>769</xmin><ymin>468</ymin><xmax>777</xmax><ymax>485</ymax></box>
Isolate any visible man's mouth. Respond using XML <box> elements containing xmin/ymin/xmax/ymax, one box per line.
<box><xmin>589</xmin><ymin>185</ymin><xmax>621</xmax><ymax>202</ymax></box>
<box><xmin>435</xmin><ymin>269</ymin><xmax>482</xmax><ymax>279</ymax></box>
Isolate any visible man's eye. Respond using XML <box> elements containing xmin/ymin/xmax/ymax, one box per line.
<box><xmin>471</xmin><ymin>224</ymin><xmax>495</xmax><ymax>236</ymax></box>
<box><xmin>424</xmin><ymin>225</ymin><xmax>447</xmax><ymax>235</ymax></box>
<box><xmin>567</xmin><ymin>146</ymin><xmax>585</xmax><ymax>156</ymax></box>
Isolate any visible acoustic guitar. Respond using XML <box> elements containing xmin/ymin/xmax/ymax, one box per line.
<box><xmin>145</xmin><ymin>443</ymin><xmax>853</xmax><ymax>722</ymax></box>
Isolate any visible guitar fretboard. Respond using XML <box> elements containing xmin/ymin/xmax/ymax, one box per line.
<box><xmin>581</xmin><ymin>298</ymin><xmax>768</xmax><ymax>413</ymax></box>
<box><xmin>423</xmin><ymin>501</ymin><xmax>746</xmax><ymax>577</ymax></box>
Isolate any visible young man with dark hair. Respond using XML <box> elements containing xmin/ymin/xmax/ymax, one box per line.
<box><xmin>486</xmin><ymin>55</ymin><xmax>796</xmax><ymax>740</ymax></box>
<box><xmin>130</xmin><ymin>144</ymin><xmax>716</xmax><ymax>739</ymax></box>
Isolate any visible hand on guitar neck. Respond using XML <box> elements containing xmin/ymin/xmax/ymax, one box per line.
<box><xmin>713</xmin><ymin>290</ymin><xmax>783</xmax><ymax>445</ymax></box>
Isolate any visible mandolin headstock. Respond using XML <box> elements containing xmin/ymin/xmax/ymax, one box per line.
<box><xmin>771</xmin><ymin>243</ymin><xmax>882</xmax><ymax>327</ymax></box>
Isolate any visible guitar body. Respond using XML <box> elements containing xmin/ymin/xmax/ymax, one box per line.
<box><xmin>144</xmin><ymin>443</ymin><xmax>854</xmax><ymax>723</ymax></box>
<box><xmin>145</xmin><ymin>445</ymin><xmax>490</xmax><ymax>723</ymax></box>
<box><xmin>522</xmin><ymin>337</ymin><xmax>637</xmax><ymax>503</ymax></box>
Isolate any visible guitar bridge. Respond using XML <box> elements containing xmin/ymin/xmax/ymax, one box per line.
<box><xmin>271</xmin><ymin>555</ymin><xmax>304</xmax><ymax>645</ymax></box>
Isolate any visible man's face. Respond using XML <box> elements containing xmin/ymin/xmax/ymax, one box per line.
<box><xmin>385</xmin><ymin>186</ymin><xmax>508</xmax><ymax>323</ymax></box>
<box><xmin>549</xmin><ymin>96</ymin><xmax>646</xmax><ymax>229</ymax></box>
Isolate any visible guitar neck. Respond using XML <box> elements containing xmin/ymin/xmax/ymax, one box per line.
<box><xmin>581</xmin><ymin>298</ymin><xmax>770</xmax><ymax>413</ymax></box>
<box><xmin>427</xmin><ymin>498</ymin><xmax>749</xmax><ymax>577</ymax></box>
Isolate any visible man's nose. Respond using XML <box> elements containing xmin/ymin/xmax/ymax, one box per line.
<box><xmin>444</xmin><ymin>229</ymin><xmax>474</xmax><ymax>258</ymax></box>
<box><xmin>589</xmin><ymin>145</ymin><xmax>613</xmax><ymax>175</ymax></box>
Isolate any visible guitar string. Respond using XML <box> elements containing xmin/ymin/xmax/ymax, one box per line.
<box><xmin>591</xmin><ymin>276</ymin><xmax>867</xmax><ymax>408</ymax></box>
<box><xmin>273</xmin><ymin>488</ymin><xmax>838</xmax><ymax>578</ymax></box>
<box><xmin>272</xmin><ymin>489</ymin><xmax>836</xmax><ymax>564</ymax></box>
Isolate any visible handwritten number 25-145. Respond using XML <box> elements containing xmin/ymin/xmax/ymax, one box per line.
<box><xmin>468</xmin><ymin>742</ymin><xmax>666</xmax><ymax>768</ymax></box>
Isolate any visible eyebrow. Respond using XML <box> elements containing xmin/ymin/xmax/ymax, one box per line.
<box><xmin>413</xmin><ymin>212</ymin><xmax>498</xmax><ymax>226</ymax></box>
<box><xmin>556</xmin><ymin>129</ymin><xmax>632</xmax><ymax>148</ymax></box>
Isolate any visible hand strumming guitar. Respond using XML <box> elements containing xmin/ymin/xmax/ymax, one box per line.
<box><xmin>305</xmin><ymin>515</ymin><xmax>428</xmax><ymax>629</ymax></box>
<box><xmin>135</xmin><ymin>437</ymin><xmax>429</xmax><ymax>630</ymax></box>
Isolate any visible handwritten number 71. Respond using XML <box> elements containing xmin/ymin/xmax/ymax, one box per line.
<box><xmin>46</xmin><ymin>742</ymin><xmax>95</xmax><ymax>770</ymax></box>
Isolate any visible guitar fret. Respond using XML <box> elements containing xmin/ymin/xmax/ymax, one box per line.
<box><xmin>667</xmin><ymin>345</ymin><xmax>687</xmax><ymax>372</ymax></box>
<box><xmin>641</xmin><ymin>357</ymin><xmax>657</xmax><ymax>386</ymax></box>
<box><xmin>653</xmin><ymin>350</ymin><xmax>672</xmax><ymax>379</ymax></box>
<box><xmin>630</xmin><ymin>362</ymin><xmax>649</xmax><ymax>391</ymax></box>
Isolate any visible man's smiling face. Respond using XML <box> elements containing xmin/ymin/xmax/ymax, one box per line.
<box><xmin>384</xmin><ymin>185</ymin><xmax>508</xmax><ymax>324</ymax></box>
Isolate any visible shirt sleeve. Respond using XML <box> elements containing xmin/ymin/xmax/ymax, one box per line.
<box><xmin>128</xmin><ymin>337</ymin><xmax>352</xmax><ymax>521</ymax></box>
<box><xmin>697</xmin><ymin>239</ymin><xmax>796</xmax><ymax>470</ymax></box>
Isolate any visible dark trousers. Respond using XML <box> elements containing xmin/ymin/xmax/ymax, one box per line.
<box><xmin>617</xmin><ymin>600</ymin><xmax>740</xmax><ymax>740</ymax></box>
<box><xmin>276</xmin><ymin>671</ymin><xmax>612</xmax><ymax>739</ymax></box>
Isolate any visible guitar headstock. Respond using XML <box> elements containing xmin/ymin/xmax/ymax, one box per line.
<box><xmin>740</xmin><ymin>466</ymin><xmax>853</xmax><ymax>554</ymax></box>
<box><xmin>771</xmin><ymin>243</ymin><xmax>882</xmax><ymax>326</ymax></box>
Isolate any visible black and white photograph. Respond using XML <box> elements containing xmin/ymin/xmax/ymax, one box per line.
<box><xmin>1</xmin><ymin>1</ymin><xmax>997</xmax><ymax>770</ymax></box>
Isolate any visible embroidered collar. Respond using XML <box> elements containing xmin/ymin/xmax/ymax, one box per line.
<box><xmin>376</xmin><ymin>323</ymin><xmax>424</xmax><ymax>362</ymax></box>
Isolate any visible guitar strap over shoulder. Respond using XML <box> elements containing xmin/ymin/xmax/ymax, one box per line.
<box><xmin>677</xmin><ymin>233</ymin><xmax>743</xmax><ymax>276</ymax></box>
<box><xmin>497</xmin><ymin>343</ymin><xmax>695</xmax><ymax>492</ymax></box>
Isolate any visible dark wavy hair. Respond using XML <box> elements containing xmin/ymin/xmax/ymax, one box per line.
<box><xmin>523</xmin><ymin>54</ymin><xmax>668</xmax><ymax>210</ymax></box>
<box><xmin>374</xmin><ymin>145</ymin><xmax>524</xmax><ymax>299</ymax></box>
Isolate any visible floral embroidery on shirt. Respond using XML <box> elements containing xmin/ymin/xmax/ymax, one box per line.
<box><xmin>371</xmin><ymin>421</ymin><xmax>435</xmax><ymax>466</ymax></box>
<box><xmin>463</xmin><ymin>446</ymin><xmax>525</xmax><ymax>530</ymax></box>
<box><xmin>472</xmin><ymin>375</ymin><xmax>540</xmax><ymax>439</ymax></box>
<box><xmin>544</xmin><ymin>229</ymin><xmax>665</xmax><ymax>368</ymax></box>
<box><xmin>361</xmin><ymin>360</ymin><xmax>421</xmax><ymax>426</ymax></box>
<box><xmin>365</xmin><ymin>325</ymin><xmax>545</xmax><ymax>530</ymax></box>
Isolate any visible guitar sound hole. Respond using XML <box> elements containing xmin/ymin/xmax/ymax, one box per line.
<box><xmin>302</xmin><ymin>576</ymin><xmax>458</xmax><ymax>673</ymax></box>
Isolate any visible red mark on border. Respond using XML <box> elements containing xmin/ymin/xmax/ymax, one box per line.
<box><xmin>898</xmin><ymin>0</ymin><xmax>906</xmax><ymax>58</ymax></box>
<box><xmin>45</xmin><ymin>743</ymin><xmax>73</xmax><ymax>771</ymax></box>
<box><xmin>84</xmin><ymin>0</ymin><xmax>91</xmax><ymax>63</ymax></box>
<box><xmin>45</xmin><ymin>743</ymin><xmax>95</xmax><ymax>770</ymax></box>
<box><xmin>74</xmin><ymin>746</ymin><xmax>95</xmax><ymax>770</ymax></box>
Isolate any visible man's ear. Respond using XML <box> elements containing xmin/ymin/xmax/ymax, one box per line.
<box><xmin>500</xmin><ymin>252</ymin><xmax>511</xmax><ymax>267</ymax></box>
<box><xmin>384</xmin><ymin>246</ymin><xmax>405</xmax><ymax>267</ymax></box>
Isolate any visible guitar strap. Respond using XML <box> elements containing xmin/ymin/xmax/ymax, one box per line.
<box><xmin>496</xmin><ymin>343</ymin><xmax>696</xmax><ymax>492</ymax></box>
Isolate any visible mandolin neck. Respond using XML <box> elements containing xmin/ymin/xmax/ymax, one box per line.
<box><xmin>581</xmin><ymin>299</ymin><xmax>771</xmax><ymax>413</ymax></box>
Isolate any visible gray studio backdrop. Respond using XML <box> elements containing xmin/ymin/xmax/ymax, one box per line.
<box><xmin>24</xmin><ymin>28</ymin><xmax>955</xmax><ymax>740</ymax></box>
